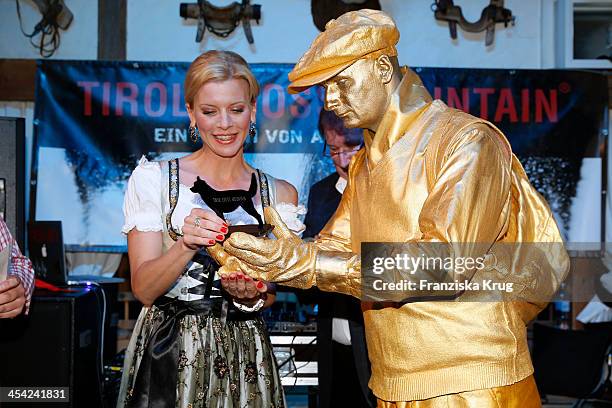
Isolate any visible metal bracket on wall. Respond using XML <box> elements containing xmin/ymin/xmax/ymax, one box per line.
<box><xmin>179</xmin><ymin>0</ymin><xmax>261</xmax><ymax>44</ymax></box>
<box><xmin>432</xmin><ymin>0</ymin><xmax>515</xmax><ymax>46</ymax></box>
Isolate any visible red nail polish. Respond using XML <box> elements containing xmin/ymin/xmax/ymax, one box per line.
<box><xmin>220</xmin><ymin>227</ymin><xmax>228</xmax><ymax>233</ymax></box>
<box><xmin>257</xmin><ymin>281</ymin><xmax>264</xmax><ymax>289</ymax></box>
<box><xmin>244</xmin><ymin>276</ymin><xmax>251</xmax><ymax>281</ymax></box>
<box><xmin>208</xmin><ymin>240</ymin><xmax>215</xmax><ymax>245</ymax></box>
<box><xmin>216</xmin><ymin>234</ymin><xmax>224</xmax><ymax>240</ymax></box>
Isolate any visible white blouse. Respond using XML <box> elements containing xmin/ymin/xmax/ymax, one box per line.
<box><xmin>121</xmin><ymin>156</ymin><xmax>306</xmax><ymax>300</ymax></box>
<box><xmin>122</xmin><ymin>156</ymin><xmax>306</xmax><ymax>235</ymax></box>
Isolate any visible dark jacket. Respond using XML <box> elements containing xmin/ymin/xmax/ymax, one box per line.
<box><xmin>303</xmin><ymin>173</ymin><xmax>375</xmax><ymax>408</ymax></box>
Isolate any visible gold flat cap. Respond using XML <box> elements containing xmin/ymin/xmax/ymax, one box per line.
<box><xmin>288</xmin><ymin>9</ymin><xmax>399</xmax><ymax>94</ymax></box>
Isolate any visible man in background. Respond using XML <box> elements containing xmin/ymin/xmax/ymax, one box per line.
<box><xmin>303</xmin><ymin>109</ymin><xmax>374</xmax><ymax>407</ymax></box>
<box><xmin>0</xmin><ymin>218</ymin><xmax>34</xmax><ymax>318</ymax></box>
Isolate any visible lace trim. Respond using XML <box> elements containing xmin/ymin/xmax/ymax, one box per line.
<box><xmin>121</xmin><ymin>223</ymin><xmax>163</xmax><ymax>234</ymax></box>
<box><xmin>275</xmin><ymin>202</ymin><xmax>307</xmax><ymax>235</ymax></box>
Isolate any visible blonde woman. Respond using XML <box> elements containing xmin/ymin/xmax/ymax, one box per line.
<box><xmin>118</xmin><ymin>51</ymin><xmax>302</xmax><ymax>408</ymax></box>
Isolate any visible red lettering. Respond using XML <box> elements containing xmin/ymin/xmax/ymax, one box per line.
<box><xmin>290</xmin><ymin>89</ymin><xmax>311</xmax><ymax>118</ymax></box>
<box><xmin>535</xmin><ymin>89</ymin><xmax>558</xmax><ymax>123</ymax></box>
<box><xmin>172</xmin><ymin>84</ymin><xmax>188</xmax><ymax>117</ymax></box>
<box><xmin>434</xmin><ymin>87</ymin><xmax>442</xmax><ymax>100</ymax></box>
<box><xmin>102</xmin><ymin>82</ymin><xmax>111</xmax><ymax>116</ymax></box>
<box><xmin>262</xmin><ymin>84</ymin><xmax>285</xmax><ymax>119</ymax></box>
<box><xmin>473</xmin><ymin>88</ymin><xmax>495</xmax><ymax>120</ymax></box>
<box><xmin>521</xmin><ymin>89</ymin><xmax>530</xmax><ymax>123</ymax></box>
<box><xmin>447</xmin><ymin>88</ymin><xmax>470</xmax><ymax>113</ymax></box>
<box><xmin>494</xmin><ymin>89</ymin><xmax>518</xmax><ymax>123</ymax></box>
<box><xmin>77</xmin><ymin>81</ymin><xmax>99</xmax><ymax>116</ymax></box>
<box><xmin>144</xmin><ymin>82</ymin><xmax>168</xmax><ymax>117</ymax></box>
<box><xmin>115</xmin><ymin>82</ymin><xmax>138</xmax><ymax>116</ymax></box>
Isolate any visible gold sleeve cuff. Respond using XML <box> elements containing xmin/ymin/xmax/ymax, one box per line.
<box><xmin>315</xmin><ymin>250</ymin><xmax>362</xmax><ymax>299</ymax></box>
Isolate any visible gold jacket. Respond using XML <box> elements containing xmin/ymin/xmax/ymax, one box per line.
<box><xmin>313</xmin><ymin>69</ymin><xmax>569</xmax><ymax>401</ymax></box>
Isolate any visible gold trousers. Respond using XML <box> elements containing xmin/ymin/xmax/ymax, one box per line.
<box><xmin>376</xmin><ymin>375</ymin><xmax>541</xmax><ymax>408</ymax></box>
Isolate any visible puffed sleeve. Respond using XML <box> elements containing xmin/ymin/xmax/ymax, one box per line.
<box><xmin>121</xmin><ymin>156</ymin><xmax>163</xmax><ymax>234</ymax></box>
<box><xmin>275</xmin><ymin>202</ymin><xmax>307</xmax><ymax>237</ymax></box>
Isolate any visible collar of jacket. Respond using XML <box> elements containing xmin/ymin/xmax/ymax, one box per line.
<box><xmin>363</xmin><ymin>67</ymin><xmax>433</xmax><ymax>166</ymax></box>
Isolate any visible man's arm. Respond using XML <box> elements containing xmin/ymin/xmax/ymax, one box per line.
<box><xmin>312</xmin><ymin>171</ymin><xmax>361</xmax><ymax>297</ymax></box>
<box><xmin>223</xmin><ymin>127</ymin><xmax>513</xmax><ymax>300</ymax></box>
<box><xmin>9</xmin><ymin>239</ymin><xmax>34</xmax><ymax>313</ymax></box>
<box><xmin>0</xmin><ymin>220</ymin><xmax>34</xmax><ymax>317</ymax></box>
<box><xmin>420</xmin><ymin>125</ymin><xmax>512</xmax><ymax>244</ymax></box>
<box><xmin>225</xmin><ymin>154</ymin><xmax>362</xmax><ymax>296</ymax></box>
<box><xmin>314</xmin><ymin>125</ymin><xmax>513</xmax><ymax>299</ymax></box>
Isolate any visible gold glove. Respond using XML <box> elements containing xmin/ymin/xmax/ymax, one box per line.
<box><xmin>206</xmin><ymin>243</ymin><xmax>241</xmax><ymax>277</ymax></box>
<box><xmin>222</xmin><ymin>206</ymin><xmax>318</xmax><ymax>289</ymax></box>
<box><xmin>206</xmin><ymin>243</ymin><xmax>229</xmax><ymax>265</ymax></box>
<box><xmin>223</xmin><ymin>207</ymin><xmax>362</xmax><ymax>297</ymax></box>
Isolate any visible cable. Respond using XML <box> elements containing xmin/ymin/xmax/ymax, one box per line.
<box><xmin>277</xmin><ymin>335</ymin><xmax>316</xmax><ymax>375</ymax></box>
<box><xmin>277</xmin><ymin>335</ymin><xmax>296</xmax><ymax>372</ymax></box>
<box><xmin>292</xmin><ymin>360</ymin><xmax>312</xmax><ymax>386</ymax></box>
<box><xmin>15</xmin><ymin>0</ymin><xmax>63</xmax><ymax>57</ymax></box>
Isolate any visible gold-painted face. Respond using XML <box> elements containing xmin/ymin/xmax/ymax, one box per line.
<box><xmin>322</xmin><ymin>58</ymin><xmax>389</xmax><ymax>131</ymax></box>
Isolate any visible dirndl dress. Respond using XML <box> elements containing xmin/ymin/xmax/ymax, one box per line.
<box><xmin>117</xmin><ymin>157</ymin><xmax>304</xmax><ymax>408</ymax></box>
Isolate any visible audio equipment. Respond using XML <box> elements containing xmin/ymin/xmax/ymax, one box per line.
<box><xmin>0</xmin><ymin>287</ymin><xmax>104</xmax><ymax>408</ymax></box>
<box><xmin>0</xmin><ymin>117</ymin><xmax>25</xmax><ymax>250</ymax></box>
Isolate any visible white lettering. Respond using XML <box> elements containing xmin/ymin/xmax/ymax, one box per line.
<box><xmin>154</xmin><ymin>128</ymin><xmax>165</xmax><ymax>142</ymax></box>
<box><xmin>310</xmin><ymin>131</ymin><xmax>323</xmax><ymax>143</ymax></box>
<box><xmin>154</xmin><ymin>128</ymin><xmax>189</xmax><ymax>143</ymax></box>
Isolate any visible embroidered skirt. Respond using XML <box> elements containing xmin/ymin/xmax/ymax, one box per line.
<box><xmin>117</xmin><ymin>302</ymin><xmax>285</xmax><ymax>408</ymax></box>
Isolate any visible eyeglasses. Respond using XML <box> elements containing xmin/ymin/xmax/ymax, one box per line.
<box><xmin>323</xmin><ymin>144</ymin><xmax>362</xmax><ymax>158</ymax></box>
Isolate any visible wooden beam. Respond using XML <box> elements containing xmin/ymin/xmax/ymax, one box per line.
<box><xmin>0</xmin><ymin>59</ymin><xmax>37</xmax><ymax>101</ymax></box>
<box><xmin>98</xmin><ymin>0</ymin><xmax>127</xmax><ymax>60</ymax></box>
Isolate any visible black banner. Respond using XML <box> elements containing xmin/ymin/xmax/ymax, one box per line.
<box><xmin>32</xmin><ymin>61</ymin><xmax>607</xmax><ymax>248</ymax></box>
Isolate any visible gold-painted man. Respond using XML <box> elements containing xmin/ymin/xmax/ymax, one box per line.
<box><xmin>213</xmin><ymin>9</ymin><xmax>569</xmax><ymax>407</ymax></box>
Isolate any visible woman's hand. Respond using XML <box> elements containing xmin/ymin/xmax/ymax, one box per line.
<box><xmin>181</xmin><ymin>208</ymin><xmax>227</xmax><ymax>250</ymax></box>
<box><xmin>220</xmin><ymin>272</ymin><xmax>267</xmax><ymax>305</ymax></box>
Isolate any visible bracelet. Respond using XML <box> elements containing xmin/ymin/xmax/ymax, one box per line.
<box><xmin>232</xmin><ymin>296</ymin><xmax>266</xmax><ymax>313</ymax></box>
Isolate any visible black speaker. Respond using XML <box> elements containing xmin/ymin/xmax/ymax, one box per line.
<box><xmin>0</xmin><ymin>287</ymin><xmax>104</xmax><ymax>408</ymax></box>
<box><xmin>0</xmin><ymin>117</ymin><xmax>25</xmax><ymax>250</ymax></box>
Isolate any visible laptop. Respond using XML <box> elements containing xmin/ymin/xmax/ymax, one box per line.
<box><xmin>28</xmin><ymin>221</ymin><xmax>67</xmax><ymax>285</ymax></box>
<box><xmin>27</xmin><ymin>221</ymin><xmax>124</xmax><ymax>287</ymax></box>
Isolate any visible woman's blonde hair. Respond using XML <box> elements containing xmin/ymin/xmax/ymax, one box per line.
<box><xmin>184</xmin><ymin>50</ymin><xmax>260</xmax><ymax>107</ymax></box>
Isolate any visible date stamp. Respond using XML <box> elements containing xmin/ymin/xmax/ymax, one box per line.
<box><xmin>0</xmin><ymin>387</ymin><xmax>69</xmax><ymax>402</ymax></box>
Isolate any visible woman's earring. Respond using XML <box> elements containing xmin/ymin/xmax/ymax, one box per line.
<box><xmin>249</xmin><ymin>122</ymin><xmax>256</xmax><ymax>139</ymax></box>
<box><xmin>189</xmin><ymin>125</ymin><xmax>200</xmax><ymax>144</ymax></box>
